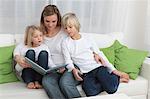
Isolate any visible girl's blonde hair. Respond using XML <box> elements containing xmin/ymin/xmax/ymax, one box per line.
<box><xmin>24</xmin><ymin>25</ymin><xmax>41</xmax><ymax>47</ymax></box>
<box><xmin>61</xmin><ymin>13</ymin><xmax>80</xmax><ymax>32</ymax></box>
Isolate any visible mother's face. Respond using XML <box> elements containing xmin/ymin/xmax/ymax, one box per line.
<box><xmin>44</xmin><ymin>14</ymin><xmax>58</xmax><ymax>31</ymax></box>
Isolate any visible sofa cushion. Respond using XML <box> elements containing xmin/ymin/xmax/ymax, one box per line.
<box><xmin>114</xmin><ymin>40</ymin><xmax>148</xmax><ymax>79</ymax></box>
<box><xmin>100</xmin><ymin>45</ymin><xmax>115</xmax><ymax>65</ymax></box>
<box><xmin>0</xmin><ymin>45</ymin><xmax>18</xmax><ymax>84</ymax></box>
<box><xmin>0</xmin><ymin>82</ymin><xmax>49</xmax><ymax>99</ymax></box>
<box><xmin>100</xmin><ymin>40</ymin><xmax>148</xmax><ymax>79</ymax></box>
<box><xmin>77</xmin><ymin>76</ymin><xmax>148</xmax><ymax>97</ymax></box>
<box><xmin>0</xmin><ymin>34</ymin><xmax>14</xmax><ymax>47</ymax></box>
<box><xmin>81</xmin><ymin>32</ymin><xmax>124</xmax><ymax>48</ymax></box>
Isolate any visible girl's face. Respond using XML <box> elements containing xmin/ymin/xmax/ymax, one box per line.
<box><xmin>44</xmin><ymin>14</ymin><xmax>58</xmax><ymax>32</ymax></box>
<box><xmin>32</xmin><ymin>30</ymin><xmax>43</xmax><ymax>47</ymax></box>
<box><xmin>64</xmin><ymin>25</ymin><xmax>78</xmax><ymax>38</ymax></box>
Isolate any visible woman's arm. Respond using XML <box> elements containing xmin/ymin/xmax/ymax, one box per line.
<box><xmin>14</xmin><ymin>43</ymin><xmax>30</xmax><ymax>68</ymax></box>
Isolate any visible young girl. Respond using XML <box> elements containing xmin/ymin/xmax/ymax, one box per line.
<box><xmin>61</xmin><ymin>13</ymin><xmax>129</xmax><ymax>96</ymax></box>
<box><xmin>14</xmin><ymin>25</ymin><xmax>55</xmax><ymax>89</ymax></box>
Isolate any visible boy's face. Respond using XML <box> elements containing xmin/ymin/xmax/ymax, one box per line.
<box><xmin>64</xmin><ymin>25</ymin><xmax>78</xmax><ymax>37</ymax></box>
<box><xmin>32</xmin><ymin>30</ymin><xmax>43</xmax><ymax>47</ymax></box>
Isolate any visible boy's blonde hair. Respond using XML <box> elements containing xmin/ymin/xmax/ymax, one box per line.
<box><xmin>24</xmin><ymin>25</ymin><xmax>42</xmax><ymax>47</ymax></box>
<box><xmin>62</xmin><ymin>13</ymin><xmax>80</xmax><ymax>32</ymax></box>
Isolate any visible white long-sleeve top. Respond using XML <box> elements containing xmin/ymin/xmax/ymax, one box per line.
<box><xmin>44</xmin><ymin>29</ymin><xmax>67</xmax><ymax>66</ymax></box>
<box><xmin>13</xmin><ymin>43</ymin><xmax>56</xmax><ymax>74</ymax></box>
<box><xmin>62</xmin><ymin>34</ymin><xmax>116</xmax><ymax>73</ymax></box>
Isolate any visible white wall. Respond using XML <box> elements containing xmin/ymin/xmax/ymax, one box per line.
<box><xmin>123</xmin><ymin>0</ymin><xmax>148</xmax><ymax>51</ymax></box>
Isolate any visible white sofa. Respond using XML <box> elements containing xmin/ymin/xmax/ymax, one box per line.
<box><xmin>0</xmin><ymin>32</ymin><xmax>150</xmax><ymax>99</ymax></box>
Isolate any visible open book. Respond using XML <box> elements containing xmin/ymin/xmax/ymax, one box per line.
<box><xmin>25</xmin><ymin>57</ymin><xmax>66</xmax><ymax>75</ymax></box>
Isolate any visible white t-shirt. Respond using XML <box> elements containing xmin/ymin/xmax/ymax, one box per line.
<box><xmin>62</xmin><ymin>34</ymin><xmax>116</xmax><ymax>73</ymax></box>
<box><xmin>14</xmin><ymin>43</ymin><xmax>56</xmax><ymax>75</ymax></box>
<box><xmin>44</xmin><ymin>29</ymin><xmax>67</xmax><ymax>66</ymax></box>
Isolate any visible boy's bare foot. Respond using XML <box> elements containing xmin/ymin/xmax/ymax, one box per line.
<box><xmin>120</xmin><ymin>78</ymin><xmax>129</xmax><ymax>83</ymax></box>
<box><xmin>35</xmin><ymin>81</ymin><xmax>42</xmax><ymax>89</ymax></box>
<box><xmin>27</xmin><ymin>82</ymin><xmax>36</xmax><ymax>89</ymax></box>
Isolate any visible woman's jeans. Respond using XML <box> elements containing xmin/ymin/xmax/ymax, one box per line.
<box><xmin>21</xmin><ymin>50</ymin><xmax>48</xmax><ymax>84</ymax></box>
<box><xmin>42</xmin><ymin>71</ymin><xmax>81</xmax><ymax>99</ymax></box>
<box><xmin>82</xmin><ymin>66</ymin><xmax>120</xmax><ymax>96</ymax></box>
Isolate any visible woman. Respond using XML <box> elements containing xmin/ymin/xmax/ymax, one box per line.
<box><xmin>40</xmin><ymin>5</ymin><xmax>81</xmax><ymax>99</ymax></box>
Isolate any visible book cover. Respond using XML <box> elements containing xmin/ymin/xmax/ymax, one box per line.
<box><xmin>25</xmin><ymin>57</ymin><xmax>66</xmax><ymax>75</ymax></box>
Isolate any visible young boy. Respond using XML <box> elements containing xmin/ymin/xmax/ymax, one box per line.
<box><xmin>61</xmin><ymin>13</ymin><xmax>129</xmax><ymax>96</ymax></box>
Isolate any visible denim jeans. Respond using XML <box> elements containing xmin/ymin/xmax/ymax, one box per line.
<box><xmin>22</xmin><ymin>50</ymin><xmax>48</xmax><ymax>84</ymax></box>
<box><xmin>42</xmin><ymin>71</ymin><xmax>81</xmax><ymax>99</ymax></box>
<box><xmin>82</xmin><ymin>66</ymin><xmax>120</xmax><ymax>96</ymax></box>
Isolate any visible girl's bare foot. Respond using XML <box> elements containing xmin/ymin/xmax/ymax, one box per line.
<box><xmin>35</xmin><ymin>81</ymin><xmax>42</xmax><ymax>89</ymax></box>
<box><xmin>27</xmin><ymin>82</ymin><xmax>36</xmax><ymax>89</ymax></box>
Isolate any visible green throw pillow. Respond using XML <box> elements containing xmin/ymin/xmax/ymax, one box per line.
<box><xmin>114</xmin><ymin>40</ymin><xmax>148</xmax><ymax>79</ymax></box>
<box><xmin>100</xmin><ymin>45</ymin><xmax>115</xmax><ymax>65</ymax></box>
<box><xmin>100</xmin><ymin>40</ymin><xmax>148</xmax><ymax>80</ymax></box>
<box><xmin>0</xmin><ymin>45</ymin><xmax>18</xmax><ymax>84</ymax></box>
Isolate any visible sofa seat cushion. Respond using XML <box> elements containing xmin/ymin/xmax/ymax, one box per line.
<box><xmin>77</xmin><ymin>76</ymin><xmax>148</xmax><ymax>97</ymax></box>
<box><xmin>0</xmin><ymin>82</ymin><xmax>49</xmax><ymax>99</ymax></box>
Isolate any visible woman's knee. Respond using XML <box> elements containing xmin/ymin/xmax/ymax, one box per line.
<box><xmin>42</xmin><ymin>75</ymin><xmax>56</xmax><ymax>86</ymax></box>
<box><xmin>59</xmin><ymin>72</ymin><xmax>76</xmax><ymax>88</ymax></box>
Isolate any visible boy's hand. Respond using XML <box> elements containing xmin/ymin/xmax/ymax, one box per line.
<box><xmin>72</xmin><ymin>68</ymin><xmax>83</xmax><ymax>81</ymax></box>
<box><xmin>58</xmin><ymin>67</ymin><xmax>66</xmax><ymax>73</ymax></box>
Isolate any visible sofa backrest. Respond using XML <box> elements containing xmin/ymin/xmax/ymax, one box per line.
<box><xmin>0</xmin><ymin>34</ymin><xmax>15</xmax><ymax>47</ymax></box>
<box><xmin>81</xmin><ymin>32</ymin><xmax>124</xmax><ymax>48</ymax></box>
<box><xmin>0</xmin><ymin>32</ymin><xmax>124</xmax><ymax>48</ymax></box>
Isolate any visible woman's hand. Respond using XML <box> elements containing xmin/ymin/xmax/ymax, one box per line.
<box><xmin>15</xmin><ymin>55</ymin><xmax>30</xmax><ymax>68</ymax></box>
<box><xmin>93</xmin><ymin>53</ymin><xmax>106</xmax><ymax>66</ymax></box>
<box><xmin>72</xmin><ymin>68</ymin><xmax>83</xmax><ymax>81</ymax></box>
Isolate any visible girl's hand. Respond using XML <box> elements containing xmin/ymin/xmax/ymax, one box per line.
<box><xmin>72</xmin><ymin>68</ymin><xmax>83</xmax><ymax>81</ymax></box>
<box><xmin>15</xmin><ymin>55</ymin><xmax>30</xmax><ymax>68</ymax></box>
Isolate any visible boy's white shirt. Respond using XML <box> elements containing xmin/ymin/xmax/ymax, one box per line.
<box><xmin>14</xmin><ymin>42</ymin><xmax>56</xmax><ymax>75</ymax></box>
<box><xmin>62</xmin><ymin>33</ymin><xmax>116</xmax><ymax>73</ymax></box>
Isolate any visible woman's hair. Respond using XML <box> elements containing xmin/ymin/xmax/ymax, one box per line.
<box><xmin>24</xmin><ymin>25</ymin><xmax>41</xmax><ymax>47</ymax></box>
<box><xmin>61</xmin><ymin>13</ymin><xmax>80</xmax><ymax>32</ymax></box>
<box><xmin>40</xmin><ymin>5</ymin><xmax>61</xmax><ymax>34</ymax></box>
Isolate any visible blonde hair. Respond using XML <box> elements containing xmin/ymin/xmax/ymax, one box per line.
<box><xmin>24</xmin><ymin>25</ymin><xmax>42</xmax><ymax>47</ymax></box>
<box><xmin>62</xmin><ymin>13</ymin><xmax>80</xmax><ymax>32</ymax></box>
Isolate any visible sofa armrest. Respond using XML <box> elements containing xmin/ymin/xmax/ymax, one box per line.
<box><xmin>140</xmin><ymin>58</ymin><xmax>150</xmax><ymax>99</ymax></box>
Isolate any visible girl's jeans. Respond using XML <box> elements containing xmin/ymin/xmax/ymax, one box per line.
<box><xmin>21</xmin><ymin>50</ymin><xmax>48</xmax><ymax>84</ymax></box>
